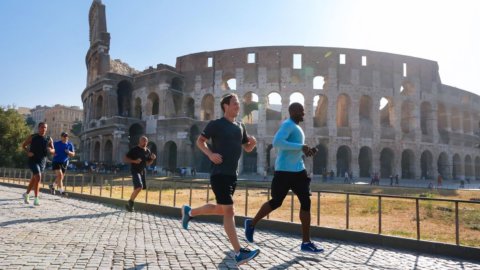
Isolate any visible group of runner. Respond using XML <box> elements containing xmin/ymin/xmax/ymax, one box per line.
<box><xmin>21</xmin><ymin>93</ymin><xmax>324</xmax><ymax>266</ymax></box>
<box><xmin>22</xmin><ymin>123</ymin><xmax>75</xmax><ymax>206</ymax></box>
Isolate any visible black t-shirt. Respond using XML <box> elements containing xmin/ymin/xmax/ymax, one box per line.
<box><xmin>201</xmin><ymin>117</ymin><xmax>248</xmax><ymax>176</ymax></box>
<box><xmin>126</xmin><ymin>146</ymin><xmax>153</xmax><ymax>173</ymax></box>
<box><xmin>29</xmin><ymin>133</ymin><xmax>51</xmax><ymax>163</ymax></box>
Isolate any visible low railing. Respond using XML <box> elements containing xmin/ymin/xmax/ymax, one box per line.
<box><xmin>1</xmin><ymin>167</ymin><xmax>479</xmax><ymax>248</ymax></box>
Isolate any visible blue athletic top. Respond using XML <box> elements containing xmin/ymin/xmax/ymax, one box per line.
<box><xmin>272</xmin><ymin>118</ymin><xmax>305</xmax><ymax>172</ymax></box>
<box><xmin>52</xmin><ymin>140</ymin><xmax>74</xmax><ymax>163</ymax></box>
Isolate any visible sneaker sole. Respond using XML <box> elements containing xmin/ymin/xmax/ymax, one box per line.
<box><xmin>301</xmin><ymin>248</ymin><xmax>324</xmax><ymax>253</ymax></box>
<box><xmin>236</xmin><ymin>250</ymin><xmax>260</xmax><ymax>266</ymax></box>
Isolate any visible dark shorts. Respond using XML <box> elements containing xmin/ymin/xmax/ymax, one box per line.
<box><xmin>210</xmin><ymin>174</ymin><xmax>237</xmax><ymax>205</ymax></box>
<box><xmin>132</xmin><ymin>172</ymin><xmax>147</xmax><ymax>190</ymax></box>
<box><xmin>269</xmin><ymin>170</ymin><xmax>312</xmax><ymax>211</ymax></box>
<box><xmin>28</xmin><ymin>159</ymin><xmax>46</xmax><ymax>175</ymax></box>
<box><xmin>52</xmin><ymin>161</ymin><xmax>68</xmax><ymax>173</ymax></box>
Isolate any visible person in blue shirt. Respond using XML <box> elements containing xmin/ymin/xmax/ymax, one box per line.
<box><xmin>244</xmin><ymin>102</ymin><xmax>324</xmax><ymax>253</ymax></box>
<box><xmin>50</xmin><ymin>132</ymin><xmax>75</xmax><ymax>196</ymax></box>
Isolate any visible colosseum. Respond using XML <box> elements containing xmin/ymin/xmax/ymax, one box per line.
<box><xmin>81</xmin><ymin>0</ymin><xmax>480</xmax><ymax>180</ymax></box>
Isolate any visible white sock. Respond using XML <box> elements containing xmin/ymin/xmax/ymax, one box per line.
<box><xmin>59</xmin><ymin>188</ymin><xmax>64</xmax><ymax>193</ymax></box>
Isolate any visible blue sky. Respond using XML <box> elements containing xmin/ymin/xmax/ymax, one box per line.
<box><xmin>0</xmin><ymin>0</ymin><xmax>479</xmax><ymax>109</ymax></box>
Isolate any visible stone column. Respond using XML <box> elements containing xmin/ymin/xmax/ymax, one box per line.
<box><xmin>256</xmin><ymin>140</ymin><xmax>265</xmax><ymax>174</ymax></box>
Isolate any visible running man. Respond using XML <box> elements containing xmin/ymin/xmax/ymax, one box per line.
<box><xmin>22</xmin><ymin>122</ymin><xmax>55</xmax><ymax>206</ymax></box>
<box><xmin>49</xmin><ymin>132</ymin><xmax>75</xmax><ymax>196</ymax></box>
<box><xmin>244</xmin><ymin>102</ymin><xmax>324</xmax><ymax>253</ymax></box>
<box><xmin>124</xmin><ymin>136</ymin><xmax>156</xmax><ymax>212</ymax></box>
<box><xmin>181</xmin><ymin>93</ymin><xmax>260</xmax><ymax>266</ymax></box>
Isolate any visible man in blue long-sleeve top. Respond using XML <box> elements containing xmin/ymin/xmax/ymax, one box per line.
<box><xmin>244</xmin><ymin>102</ymin><xmax>324</xmax><ymax>253</ymax></box>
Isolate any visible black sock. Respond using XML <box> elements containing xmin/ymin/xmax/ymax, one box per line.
<box><xmin>128</xmin><ymin>200</ymin><xmax>134</xmax><ymax>206</ymax></box>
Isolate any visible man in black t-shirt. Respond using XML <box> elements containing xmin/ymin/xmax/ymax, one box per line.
<box><xmin>124</xmin><ymin>136</ymin><xmax>156</xmax><ymax>212</ymax></box>
<box><xmin>180</xmin><ymin>94</ymin><xmax>260</xmax><ymax>266</ymax></box>
<box><xmin>21</xmin><ymin>122</ymin><xmax>55</xmax><ymax>206</ymax></box>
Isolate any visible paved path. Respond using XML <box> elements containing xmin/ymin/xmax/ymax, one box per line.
<box><xmin>0</xmin><ymin>185</ymin><xmax>479</xmax><ymax>270</ymax></box>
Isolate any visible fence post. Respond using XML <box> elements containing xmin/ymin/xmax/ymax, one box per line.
<box><xmin>346</xmin><ymin>194</ymin><xmax>350</xmax><ymax>230</ymax></box>
<box><xmin>110</xmin><ymin>177</ymin><xmax>113</xmax><ymax>198</ymax></box>
<box><xmin>455</xmin><ymin>201</ymin><xmax>459</xmax><ymax>245</ymax></box>
<box><xmin>245</xmin><ymin>185</ymin><xmax>249</xmax><ymax>217</ymax></box>
<box><xmin>100</xmin><ymin>176</ymin><xmax>103</xmax><ymax>197</ymax></box>
<box><xmin>206</xmin><ymin>183</ymin><xmax>210</xmax><ymax>204</ymax></box>
<box><xmin>189</xmin><ymin>182</ymin><xmax>193</xmax><ymax>206</ymax></box>
<box><xmin>416</xmin><ymin>198</ymin><xmax>420</xmax><ymax>240</ymax></box>
<box><xmin>317</xmin><ymin>192</ymin><xmax>321</xmax><ymax>226</ymax></box>
<box><xmin>81</xmin><ymin>175</ymin><xmax>85</xmax><ymax>194</ymax></box>
<box><xmin>290</xmin><ymin>193</ymin><xmax>294</xmax><ymax>222</ymax></box>
<box><xmin>89</xmin><ymin>174</ymin><xmax>94</xmax><ymax>195</ymax></box>
<box><xmin>145</xmin><ymin>186</ymin><xmax>149</xmax><ymax>203</ymax></box>
<box><xmin>378</xmin><ymin>196</ymin><xmax>382</xmax><ymax>234</ymax></box>
<box><xmin>267</xmin><ymin>187</ymin><xmax>271</xmax><ymax>220</ymax></box>
<box><xmin>159</xmin><ymin>181</ymin><xmax>163</xmax><ymax>205</ymax></box>
<box><xmin>173</xmin><ymin>181</ymin><xmax>177</xmax><ymax>207</ymax></box>
<box><xmin>72</xmin><ymin>175</ymin><xmax>76</xmax><ymax>193</ymax></box>
<box><xmin>121</xmin><ymin>176</ymin><xmax>124</xmax><ymax>199</ymax></box>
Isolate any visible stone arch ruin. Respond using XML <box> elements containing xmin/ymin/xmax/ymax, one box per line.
<box><xmin>81</xmin><ymin>0</ymin><xmax>480</xmax><ymax>178</ymax></box>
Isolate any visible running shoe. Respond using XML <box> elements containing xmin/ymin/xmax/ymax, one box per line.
<box><xmin>244</xmin><ymin>218</ymin><xmax>255</xmax><ymax>242</ymax></box>
<box><xmin>300</xmin><ymin>242</ymin><xmax>324</xmax><ymax>253</ymax></box>
<box><xmin>49</xmin><ymin>184</ymin><xmax>55</xmax><ymax>195</ymax></box>
<box><xmin>125</xmin><ymin>203</ymin><xmax>134</xmax><ymax>212</ymax></box>
<box><xmin>33</xmin><ymin>197</ymin><xmax>40</xmax><ymax>206</ymax></box>
<box><xmin>235</xmin><ymin>247</ymin><xmax>260</xmax><ymax>266</ymax></box>
<box><xmin>181</xmin><ymin>205</ymin><xmax>192</xmax><ymax>230</ymax></box>
<box><xmin>23</xmin><ymin>193</ymin><xmax>30</xmax><ymax>204</ymax></box>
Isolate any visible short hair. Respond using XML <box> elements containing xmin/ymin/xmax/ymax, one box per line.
<box><xmin>288</xmin><ymin>102</ymin><xmax>303</xmax><ymax>114</ymax></box>
<box><xmin>38</xmin><ymin>122</ymin><xmax>47</xmax><ymax>128</ymax></box>
<box><xmin>220</xmin><ymin>94</ymin><xmax>238</xmax><ymax>113</ymax></box>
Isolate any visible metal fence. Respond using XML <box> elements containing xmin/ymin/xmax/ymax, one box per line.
<box><xmin>1</xmin><ymin>167</ymin><xmax>479</xmax><ymax>248</ymax></box>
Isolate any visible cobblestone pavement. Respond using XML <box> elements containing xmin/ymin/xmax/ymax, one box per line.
<box><xmin>0</xmin><ymin>185</ymin><xmax>479</xmax><ymax>270</ymax></box>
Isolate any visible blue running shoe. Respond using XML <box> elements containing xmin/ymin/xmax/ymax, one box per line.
<box><xmin>235</xmin><ymin>247</ymin><xmax>260</xmax><ymax>266</ymax></box>
<box><xmin>244</xmin><ymin>218</ymin><xmax>255</xmax><ymax>242</ymax></box>
<box><xmin>301</xmin><ymin>242</ymin><xmax>324</xmax><ymax>253</ymax></box>
<box><xmin>181</xmin><ymin>205</ymin><xmax>192</xmax><ymax>230</ymax></box>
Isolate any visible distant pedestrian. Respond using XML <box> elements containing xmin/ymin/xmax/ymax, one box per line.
<box><xmin>437</xmin><ymin>174</ymin><xmax>443</xmax><ymax>188</ymax></box>
<box><xmin>21</xmin><ymin>122</ymin><xmax>55</xmax><ymax>206</ymax></box>
<box><xmin>390</xmin><ymin>175</ymin><xmax>394</xmax><ymax>186</ymax></box>
<box><xmin>124</xmin><ymin>136</ymin><xmax>156</xmax><ymax>212</ymax></box>
<box><xmin>395</xmin><ymin>174</ymin><xmax>399</xmax><ymax>186</ymax></box>
<box><xmin>344</xmin><ymin>171</ymin><xmax>349</xmax><ymax>183</ymax></box>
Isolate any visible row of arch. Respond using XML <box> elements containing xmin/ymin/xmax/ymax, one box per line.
<box><xmin>88</xmin><ymin>130</ymin><xmax>480</xmax><ymax>180</ymax></box>
<box><xmin>308</xmin><ymin>145</ymin><xmax>480</xmax><ymax>180</ymax></box>
<box><xmin>198</xmin><ymin>92</ymin><xmax>480</xmax><ymax>136</ymax></box>
<box><xmin>89</xmin><ymin>81</ymin><xmax>479</xmax><ymax>138</ymax></box>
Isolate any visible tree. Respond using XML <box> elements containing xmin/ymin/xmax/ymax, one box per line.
<box><xmin>70</xmin><ymin>120</ymin><xmax>83</xmax><ymax>158</ymax></box>
<box><xmin>25</xmin><ymin>116</ymin><xmax>36</xmax><ymax>129</ymax></box>
<box><xmin>0</xmin><ymin>107</ymin><xmax>32</xmax><ymax>168</ymax></box>
<box><xmin>71</xmin><ymin>120</ymin><xmax>82</xmax><ymax>137</ymax></box>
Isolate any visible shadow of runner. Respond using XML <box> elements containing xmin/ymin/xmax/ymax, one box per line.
<box><xmin>0</xmin><ymin>210</ymin><xmax>122</xmax><ymax>227</ymax></box>
<box><xmin>267</xmin><ymin>256</ymin><xmax>320</xmax><ymax>270</ymax></box>
<box><xmin>218</xmin><ymin>251</ymin><xmax>237</xmax><ymax>269</ymax></box>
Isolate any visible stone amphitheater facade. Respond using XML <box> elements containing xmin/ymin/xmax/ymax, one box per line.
<box><xmin>81</xmin><ymin>0</ymin><xmax>480</xmax><ymax>180</ymax></box>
